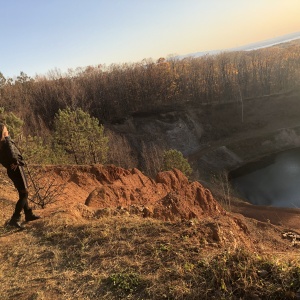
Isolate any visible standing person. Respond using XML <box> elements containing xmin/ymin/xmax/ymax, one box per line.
<box><xmin>0</xmin><ymin>122</ymin><xmax>40</xmax><ymax>229</ymax></box>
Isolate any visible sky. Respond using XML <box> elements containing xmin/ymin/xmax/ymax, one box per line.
<box><xmin>1</xmin><ymin>0</ymin><xmax>300</xmax><ymax>78</ymax></box>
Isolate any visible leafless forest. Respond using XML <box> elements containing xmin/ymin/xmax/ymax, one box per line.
<box><xmin>1</xmin><ymin>41</ymin><xmax>300</xmax><ymax>136</ymax></box>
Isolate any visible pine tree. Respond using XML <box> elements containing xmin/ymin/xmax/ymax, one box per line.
<box><xmin>162</xmin><ymin>149</ymin><xmax>192</xmax><ymax>177</ymax></box>
<box><xmin>54</xmin><ymin>107</ymin><xmax>109</xmax><ymax>164</ymax></box>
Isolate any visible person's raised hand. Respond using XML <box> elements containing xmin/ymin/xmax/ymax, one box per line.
<box><xmin>3</xmin><ymin>126</ymin><xmax>9</xmax><ymax>138</ymax></box>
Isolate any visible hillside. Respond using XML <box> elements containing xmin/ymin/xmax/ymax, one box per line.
<box><xmin>107</xmin><ymin>87</ymin><xmax>300</xmax><ymax>180</ymax></box>
<box><xmin>1</xmin><ymin>62</ymin><xmax>300</xmax><ymax>300</ymax></box>
<box><xmin>2</xmin><ymin>165</ymin><xmax>300</xmax><ymax>299</ymax></box>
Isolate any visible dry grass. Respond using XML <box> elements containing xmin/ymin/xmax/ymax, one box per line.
<box><xmin>1</xmin><ymin>210</ymin><xmax>300</xmax><ymax>300</ymax></box>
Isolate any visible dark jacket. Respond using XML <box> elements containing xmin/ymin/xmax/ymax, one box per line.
<box><xmin>0</xmin><ymin>136</ymin><xmax>25</xmax><ymax>169</ymax></box>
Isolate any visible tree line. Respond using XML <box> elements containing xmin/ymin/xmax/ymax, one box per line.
<box><xmin>0</xmin><ymin>42</ymin><xmax>299</xmax><ymax>136</ymax></box>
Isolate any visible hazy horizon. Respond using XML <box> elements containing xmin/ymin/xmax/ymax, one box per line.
<box><xmin>180</xmin><ymin>31</ymin><xmax>300</xmax><ymax>58</ymax></box>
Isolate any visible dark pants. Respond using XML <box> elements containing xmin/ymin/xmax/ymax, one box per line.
<box><xmin>7</xmin><ymin>166</ymin><xmax>30</xmax><ymax>218</ymax></box>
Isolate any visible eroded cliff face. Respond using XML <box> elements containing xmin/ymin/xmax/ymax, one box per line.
<box><xmin>108</xmin><ymin>88</ymin><xmax>300</xmax><ymax>178</ymax></box>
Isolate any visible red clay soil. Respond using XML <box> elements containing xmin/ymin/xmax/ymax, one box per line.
<box><xmin>1</xmin><ymin>164</ymin><xmax>300</xmax><ymax>253</ymax></box>
<box><xmin>83</xmin><ymin>166</ymin><xmax>224</xmax><ymax>220</ymax></box>
<box><xmin>231</xmin><ymin>200</ymin><xmax>300</xmax><ymax>230</ymax></box>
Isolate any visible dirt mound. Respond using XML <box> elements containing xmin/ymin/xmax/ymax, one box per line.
<box><xmin>37</xmin><ymin>164</ymin><xmax>255</xmax><ymax>249</ymax></box>
<box><xmin>67</xmin><ymin>165</ymin><xmax>224</xmax><ymax>221</ymax></box>
<box><xmin>26</xmin><ymin>164</ymin><xmax>225</xmax><ymax>221</ymax></box>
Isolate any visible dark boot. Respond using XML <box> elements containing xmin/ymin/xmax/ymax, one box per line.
<box><xmin>25</xmin><ymin>209</ymin><xmax>41</xmax><ymax>222</ymax></box>
<box><xmin>8</xmin><ymin>214</ymin><xmax>24</xmax><ymax>229</ymax></box>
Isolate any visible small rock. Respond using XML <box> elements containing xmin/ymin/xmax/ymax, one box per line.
<box><xmin>257</xmin><ymin>269</ymin><xmax>268</xmax><ymax>278</ymax></box>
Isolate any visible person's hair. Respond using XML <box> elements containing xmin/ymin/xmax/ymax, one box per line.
<box><xmin>0</xmin><ymin>123</ymin><xmax>6</xmax><ymax>142</ymax></box>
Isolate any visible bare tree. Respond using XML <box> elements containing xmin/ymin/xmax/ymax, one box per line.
<box><xmin>26</xmin><ymin>167</ymin><xmax>66</xmax><ymax>209</ymax></box>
